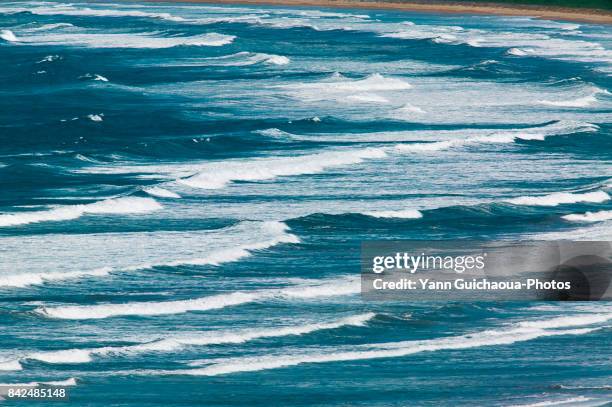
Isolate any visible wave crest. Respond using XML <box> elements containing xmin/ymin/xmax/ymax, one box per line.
<box><xmin>507</xmin><ymin>191</ymin><xmax>610</xmax><ymax>207</ymax></box>
<box><xmin>36</xmin><ymin>276</ymin><xmax>358</xmax><ymax>319</ymax></box>
<box><xmin>0</xmin><ymin>197</ymin><xmax>162</xmax><ymax>227</ymax></box>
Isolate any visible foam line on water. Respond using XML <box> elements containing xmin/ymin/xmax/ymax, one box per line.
<box><xmin>178</xmin><ymin>147</ymin><xmax>387</xmax><ymax>189</ymax></box>
<box><xmin>171</xmin><ymin>312</ymin><xmax>610</xmax><ymax>375</ymax></box>
<box><xmin>363</xmin><ymin>210</ymin><xmax>423</xmax><ymax>219</ymax></box>
<box><xmin>6</xmin><ymin>28</ymin><xmax>235</xmax><ymax>48</ymax></box>
<box><xmin>0</xmin><ymin>221</ymin><xmax>299</xmax><ymax>288</ymax></box>
<box><xmin>562</xmin><ymin>210</ymin><xmax>612</xmax><ymax>223</ymax></box>
<box><xmin>143</xmin><ymin>187</ymin><xmax>181</xmax><ymax>199</ymax></box>
<box><xmin>0</xmin><ymin>197</ymin><xmax>162</xmax><ymax>227</ymax></box>
<box><xmin>74</xmin><ymin>120</ymin><xmax>598</xmax><ymax>191</ymax></box>
<box><xmin>35</xmin><ymin>275</ymin><xmax>359</xmax><ymax>319</ymax></box>
<box><xmin>181</xmin><ymin>52</ymin><xmax>290</xmax><ymax>66</ymax></box>
<box><xmin>0</xmin><ymin>378</ymin><xmax>77</xmax><ymax>387</ymax></box>
<box><xmin>13</xmin><ymin>4</ymin><xmax>189</xmax><ymax>22</ymax></box>
<box><xmin>258</xmin><ymin>120</ymin><xmax>596</xmax><ymax>144</ymax></box>
<box><xmin>9</xmin><ymin>3</ymin><xmax>611</xmax><ymax>68</ymax></box>
<box><xmin>17</xmin><ymin>313</ymin><xmax>375</xmax><ymax>366</ymax></box>
<box><xmin>280</xmin><ymin>73</ymin><xmax>412</xmax><ymax>103</ymax></box>
<box><xmin>505</xmin><ymin>396</ymin><xmax>593</xmax><ymax>407</ymax></box>
<box><xmin>506</xmin><ymin>191</ymin><xmax>610</xmax><ymax>207</ymax></box>
<box><xmin>0</xmin><ymin>29</ymin><xmax>17</xmax><ymax>42</ymax></box>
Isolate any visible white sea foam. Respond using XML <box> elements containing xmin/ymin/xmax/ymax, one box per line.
<box><xmin>506</xmin><ymin>191</ymin><xmax>610</xmax><ymax>207</ymax></box>
<box><xmin>562</xmin><ymin>210</ymin><xmax>612</xmax><ymax>223</ymax></box>
<box><xmin>0</xmin><ymin>197</ymin><xmax>162</xmax><ymax>227</ymax></box>
<box><xmin>12</xmin><ymin>31</ymin><xmax>235</xmax><ymax>49</ymax></box>
<box><xmin>392</xmin><ymin>120</ymin><xmax>597</xmax><ymax>151</ymax></box>
<box><xmin>20</xmin><ymin>313</ymin><xmax>374</xmax><ymax>365</ymax></box>
<box><xmin>35</xmin><ymin>275</ymin><xmax>359</xmax><ymax>319</ymax></box>
<box><xmin>23</xmin><ymin>4</ymin><xmax>188</xmax><ymax>22</ymax></box>
<box><xmin>0</xmin><ymin>378</ymin><xmax>77</xmax><ymax>387</ymax></box>
<box><xmin>364</xmin><ymin>209</ymin><xmax>423</xmax><ymax>219</ymax></box>
<box><xmin>0</xmin><ymin>29</ymin><xmax>17</xmax><ymax>42</ymax></box>
<box><xmin>346</xmin><ymin>94</ymin><xmax>389</xmax><ymax>104</ymax></box>
<box><xmin>507</xmin><ymin>47</ymin><xmax>529</xmax><ymax>56</ymax></box>
<box><xmin>281</xmin><ymin>73</ymin><xmax>412</xmax><ymax>104</ymax></box>
<box><xmin>28</xmin><ymin>23</ymin><xmax>74</xmax><ymax>32</ymax></box>
<box><xmin>395</xmin><ymin>140</ymin><xmax>456</xmax><ymax>152</ymax></box>
<box><xmin>261</xmin><ymin>120</ymin><xmax>595</xmax><ymax>145</ymax></box>
<box><xmin>144</xmin><ymin>187</ymin><xmax>181</xmax><ymax>199</ymax></box>
<box><xmin>538</xmin><ymin>95</ymin><xmax>598</xmax><ymax>108</ymax></box>
<box><xmin>174</xmin><ymin>310</ymin><xmax>611</xmax><ymax>376</ymax></box>
<box><xmin>537</xmin><ymin>86</ymin><xmax>608</xmax><ymax>108</ymax></box>
<box><xmin>36</xmin><ymin>54</ymin><xmax>61</xmax><ymax>63</ymax></box>
<box><xmin>87</xmin><ymin>114</ymin><xmax>103</xmax><ymax>122</ymax></box>
<box><xmin>286</xmin><ymin>73</ymin><xmax>412</xmax><ymax>93</ymax></box>
<box><xmin>74</xmin><ymin>121</ymin><xmax>597</xmax><ymax>191</ymax></box>
<box><xmin>175</xmin><ymin>325</ymin><xmax>599</xmax><ymax>376</ymax></box>
<box><xmin>0</xmin><ymin>267</ymin><xmax>112</xmax><ymax>290</ymax></box>
<box><xmin>265</xmin><ymin>55</ymin><xmax>290</xmax><ymax>65</ymax></box>
<box><xmin>178</xmin><ymin>147</ymin><xmax>387</xmax><ymax>189</ymax></box>
<box><xmin>395</xmin><ymin>103</ymin><xmax>425</xmax><ymax>114</ymax></box>
<box><xmin>0</xmin><ymin>360</ymin><xmax>22</xmax><ymax>371</ymax></box>
<box><xmin>80</xmin><ymin>73</ymin><xmax>109</xmax><ymax>82</ymax></box>
<box><xmin>0</xmin><ymin>221</ymin><xmax>298</xmax><ymax>288</ymax></box>
<box><xmin>506</xmin><ymin>396</ymin><xmax>593</xmax><ymax>407</ymax></box>
<box><xmin>515</xmin><ymin>313</ymin><xmax>612</xmax><ymax>330</ymax></box>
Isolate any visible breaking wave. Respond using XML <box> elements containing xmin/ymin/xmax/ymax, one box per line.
<box><xmin>0</xmin><ymin>221</ymin><xmax>299</xmax><ymax>288</ymax></box>
<box><xmin>144</xmin><ymin>187</ymin><xmax>181</xmax><ymax>198</ymax></box>
<box><xmin>562</xmin><ymin>210</ymin><xmax>612</xmax><ymax>223</ymax></box>
<box><xmin>35</xmin><ymin>276</ymin><xmax>359</xmax><ymax>319</ymax></box>
<box><xmin>506</xmin><ymin>191</ymin><xmax>610</xmax><ymax>207</ymax></box>
<box><xmin>17</xmin><ymin>313</ymin><xmax>374</xmax><ymax>365</ymax></box>
<box><xmin>10</xmin><ymin>31</ymin><xmax>235</xmax><ymax>48</ymax></box>
<box><xmin>0</xmin><ymin>29</ymin><xmax>17</xmax><ymax>42</ymax></box>
<box><xmin>363</xmin><ymin>209</ymin><xmax>423</xmax><ymax>219</ymax></box>
<box><xmin>169</xmin><ymin>313</ymin><xmax>606</xmax><ymax>375</ymax></box>
<box><xmin>0</xmin><ymin>197</ymin><xmax>162</xmax><ymax>227</ymax></box>
<box><xmin>0</xmin><ymin>377</ymin><xmax>77</xmax><ymax>387</ymax></box>
<box><xmin>178</xmin><ymin>148</ymin><xmax>387</xmax><ymax>189</ymax></box>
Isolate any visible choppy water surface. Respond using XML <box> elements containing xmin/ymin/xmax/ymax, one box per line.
<box><xmin>0</xmin><ymin>1</ymin><xmax>611</xmax><ymax>405</ymax></box>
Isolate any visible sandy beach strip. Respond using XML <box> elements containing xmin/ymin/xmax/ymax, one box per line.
<box><xmin>134</xmin><ymin>0</ymin><xmax>612</xmax><ymax>24</ymax></box>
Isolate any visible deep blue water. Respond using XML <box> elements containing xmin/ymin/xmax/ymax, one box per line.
<box><xmin>0</xmin><ymin>1</ymin><xmax>611</xmax><ymax>406</ymax></box>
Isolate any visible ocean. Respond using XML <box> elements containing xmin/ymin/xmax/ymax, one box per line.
<box><xmin>0</xmin><ymin>1</ymin><xmax>611</xmax><ymax>405</ymax></box>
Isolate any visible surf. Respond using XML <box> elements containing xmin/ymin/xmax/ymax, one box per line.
<box><xmin>0</xmin><ymin>221</ymin><xmax>299</xmax><ymax>288</ymax></box>
<box><xmin>35</xmin><ymin>276</ymin><xmax>359</xmax><ymax>319</ymax></box>
<box><xmin>14</xmin><ymin>313</ymin><xmax>375</xmax><ymax>367</ymax></box>
<box><xmin>0</xmin><ymin>196</ymin><xmax>162</xmax><ymax>227</ymax></box>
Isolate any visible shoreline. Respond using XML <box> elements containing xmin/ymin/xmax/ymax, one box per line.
<box><xmin>136</xmin><ymin>0</ymin><xmax>612</xmax><ymax>24</ymax></box>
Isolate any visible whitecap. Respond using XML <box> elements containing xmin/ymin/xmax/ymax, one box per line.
<box><xmin>12</xmin><ymin>31</ymin><xmax>235</xmax><ymax>49</ymax></box>
<box><xmin>36</xmin><ymin>54</ymin><xmax>61</xmax><ymax>63</ymax></box>
<box><xmin>80</xmin><ymin>73</ymin><xmax>108</xmax><ymax>82</ymax></box>
<box><xmin>506</xmin><ymin>191</ymin><xmax>610</xmax><ymax>207</ymax></box>
<box><xmin>20</xmin><ymin>313</ymin><xmax>375</xmax><ymax>365</ymax></box>
<box><xmin>144</xmin><ymin>187</ymin><xmax>181</xmax><ymax>199</ymax></box>
<box><xmin>35</xmin><ymin>275</ymin><xmax>358</xmax><ymax>319</ymax></box>
<box><xmin>364</xmin><ymin>209</ymin><xmax>423</xmax><ymax>219</ymax></box>
<box><xmin>0</xmin><ymin>196</ymin><xmax>162</xmax><ymax>227</ymax></box>
<box><xmin>0</xmin><ymin>221</ymin><xmax>299</xmax><ymax>288</ymax></box>
<box><xmin>0</xmin><ymin>378</ymin><xmax>77</xmax><ymax>387</ymax></box>
<box><xmin>178</xmin><ymin>147</ymin><xmax>387</xmax><ymax>189</ymax></box>
<box><xmin>0</xmin><ymin>360</ymin><xmax>22</xmax><ymax>371</ymax></box>
<box><xmin>0</xmin><ymin>29</ymin><xmax>17</xmax><ymax>42</ymax></box>
<box><xmin>562</xmin><ymin>210</ymin><xmax>612</xmax><ymax>223</ymax></box>
<box><xmin>172</xmin><ymin>324</ymin><xmax>600</xmax><ymax>376</ymax></box>
<box><xmin>506</xmin><ymin>396</ymin><xmax>593</xmax><ymax>407</ymax></box>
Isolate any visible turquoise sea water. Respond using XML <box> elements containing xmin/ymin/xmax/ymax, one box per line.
<box><xmin>0</xmin><ymin>1</ymin><xmax>611</xmax><ymax>405</ymax></box>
